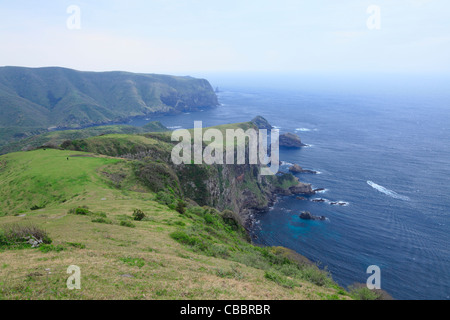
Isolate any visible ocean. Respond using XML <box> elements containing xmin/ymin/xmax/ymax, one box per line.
<box><xmin>127</xmin><ymin>74</ymin><xmax>450</xmax><ymax>300</ymax></box>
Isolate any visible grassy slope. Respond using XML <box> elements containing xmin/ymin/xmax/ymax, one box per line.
<box><xmin>0</xmin><ymin>149</ymin><xmax>348</xmax><ymax>300</ymax></box>
<box><xmin>0</xmin><ymin>122</ymin><xmax>168</xmax><ymax>155</ymax></box>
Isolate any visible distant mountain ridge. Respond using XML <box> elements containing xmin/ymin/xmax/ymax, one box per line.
<box><xmin>0</xmin><ymin>66</ymin><xmax>218</xmax><ymax>145</ymax></box>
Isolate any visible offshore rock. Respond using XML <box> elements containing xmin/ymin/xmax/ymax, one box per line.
<box><xmin>279</xmin><ymin>133</ymin><xmax>307</xmax><ymax>148</ymax></box>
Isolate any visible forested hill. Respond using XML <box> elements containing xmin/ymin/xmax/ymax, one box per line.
<box><xmin>0</xmin><ymin>66</ymin><xmax>218</xmax><ymax>146</ymax></box>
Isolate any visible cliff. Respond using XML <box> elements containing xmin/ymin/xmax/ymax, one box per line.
<box><xmin>62</xmin><ymin>120</ymin><xmax>313</xmax><ymax>227</ymax></box>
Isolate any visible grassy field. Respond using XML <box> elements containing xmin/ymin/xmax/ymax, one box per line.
<box><xmin>0</xmin><ymin>148</ymin><xmax>352</xmax><ymax>300</ymax></box>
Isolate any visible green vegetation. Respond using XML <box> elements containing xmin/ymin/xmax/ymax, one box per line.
<box><xmin>0</xmin><ymin>122</ymin><xmax>169</xmax><ymax>155</ymax></box>
<box><xmin>0</xmin><ymin>66</ymin><xmax>218</xmax><ymax>148</ymax></box>
<box><xmin>0</xmin><ymin>223</ymin><xmax>52</xmax><ymax>251</ymax></box>
<box><xmin>119</xmin><ymin>257</ymin><xmax>146</xmax><ymax>268</ymax></box>
<box><xmin>0</xmin><ymin>149</ymin><xmax>120</xmax><ymax>216</ymax></box>
<box><xmin>132</xmin><ymin>209</ymin><xmax>146</xmax><ymax>221</ymax></box>
<box><xmin>348</xmin><ymin>284</ymin><xmax>394</xmax><ymax>300</ymax></box>
<box><xmin>169</xmin><ymin>205</ymin><xmax>335</xmax><ymax>289</ymax></box>
<box><xmin>0</xmin><ymin>125</ymin><xmax>371</xmax><ymax>300</ymax></box>
<box><xmin>120</xmin><ymin>221</ymin><xmax>136</xmax><ymax>228</ymax></box>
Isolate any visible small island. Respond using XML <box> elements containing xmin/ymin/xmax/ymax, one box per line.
<box><xmin>279</xmin><ymin>133</ymin><xmax>307</xmax><ymax>148</ymax></box>
<box><xmin>299</xmin><ymin>211</ymin><xmax>327</xmax><ymax>221</ymax></box>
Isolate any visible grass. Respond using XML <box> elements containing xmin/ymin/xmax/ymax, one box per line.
<box><xmin>0</xmin><ymin>148</ymin><xmax>350</xmax><ymax>300</ymax></box>
<box><xmin>0</xmin><ymin>149</ymin><xmax>121</xmax><ymax>216</ymax></box>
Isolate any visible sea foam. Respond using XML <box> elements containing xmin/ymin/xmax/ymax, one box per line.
<box><xmin>367</xmin><ymin>181</ymin><xmax>410</xmax><ymax>201</ymax></box>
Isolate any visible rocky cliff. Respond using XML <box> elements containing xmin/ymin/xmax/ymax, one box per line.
<box><xmin>62</xmin><ymin>120</ymin><xmax>314</xmax><ymax>227</ymax></box>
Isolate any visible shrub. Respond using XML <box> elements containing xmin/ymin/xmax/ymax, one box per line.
<box><xmin>30</xmin><ymin>205</ymin><xmax>45</xmax><ymax>211</ymax></box>
<box><xmin>155</xmin><ymin>191</ymin><xmax>176</xmax><ymax>209</ymax></box>
<box><xmin>176</xmin><ymin>200</ymin><xmax>186</xmax><ymax>215</ymax></box>
<box><xmin>0</xmin><ymin>230</ymin><xmax>9</xmax><ymax>247</ymax></box>
<box><xmin>187</xmin><ymin>206</ymin><xmax>206</xmax><ymax>217</ymax></box>
<box><xmin>170</xmin><ymin>230</ymin><xmax>208</xmax><ymax>251</ymax></box>
<box><xmin>68</xmin><ymin>206</ymin><xmax>90</xmax><ymax>215</ymax></box>
<box><xmin>221</xmin><ymin>209</ymin><xmax>243</xmax><ymax>230</ymax></box>
<box><xmin>1</xmin><ymin>224</ymin><xmax>52</xmax><ymax>247</ymax></box>
<box><xmin>92</xmin><ymin>217</ymin><xmax>112</xmax><ymax>224</ymax></box>
<box><xmin>120</xmin><ymin>221</ymin><xmax>136</xmax><ymax>228</ymax></box>
<box><xmin>216</xmin><ymin>265</ymin><xmax>244</xmax><ymax>280</ymax></box>
<box><xmin>348</xmin><ymin>283</ymin><xmax>394</xmax><ymax>300</ymax></box>
<box><xmin>39</xmin><ymin>244</ymin><xmax>65</xmax><ymax>253</ymax></box>
<box><xmin>264</xmin><ymin>271</ymin><xmax>298</xmax><ymax>289</ymax></box>
<box><xmin>132</xmin><ymin>209</ymin><xmax>146</xmax><ymax>221</ymax></box>
<box><xmin>300</xmin><ymin>266</ymin><xmax>332</xmax><ymax>287</ymax></box>
<box><xmin>204</xmin><ymin>213</ymin><xmax>215</xmax><ymax>224</ymax></box>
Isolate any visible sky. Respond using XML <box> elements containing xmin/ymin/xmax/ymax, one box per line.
<box><xmin>0</xmin><ymin>0</ymin><xmax>449</xmax><ymax>75</ymax></box>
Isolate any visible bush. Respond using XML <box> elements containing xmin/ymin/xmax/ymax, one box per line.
<box><xmin>204</xmin><ymin>213</ymin><xmax>215</xmax><ymax>224</ymax></box>
<box><xmin>221</xmin><ymin>209</ymin><xmax>243</xmax><ymax>230</ymax></box>
<box><xmin>216</xmin><ymin>265</ymin><xmax>244</xmax><ymax>280</ymax></box>
<box><xmin>120</xmin><ymin>221</ymin><xmax>136</xmax><ymax>228</ymax></box>
<box><xmin>170</xmin><ymin>231</ymin><xmax>198</xmax><ymax>246</ymax></box>
<box><xmin>176</xmin><ymin>200</ymin><xmax>186</xmax><ymax>215</ymax></box>
<box><xmin>264</xmin><ymin>271</ymin><xmax>298</xmax><ymax>289</ymax></box>
<box><xmin>155</xmin><ymin>191</ymin><xmax>176</xmax><ymax>209</ymax></box>
<box><xmin>1</xmin><ymin>224</ymin><xmax>52</xmax><ymax>248</ymax></box>
<box><xmin>348</xmin><ymin>283</ymin><xmax>394</xmax><ymax>300</ymax></box>
<box><xmin>132</xmin><ymin>209</ymin><xmax>146</xmax><ymax>221</ymax></box>
<box><xmin>300</xmin><ymin>266</ymin><xmax>332</xmax><ymax>287</ymax></box>
<box><xmin>68</xmin><ymin>206</ymin><xmax>90</xmax><ymax>215</ymax></box>
<box><xmin>39</xmin><ymin>244</ymin><xmax>65</xmax><ymax>253</ymax></box>
<box><xmin>92</xmin><ymin>217</ymin><xmax>112</xmax><ymax>224</ymax></box>
<box><xmin>30</xmin><ymin>205</ymin><xmax>45</xmax><ymax>211</ymax></box>
<box><xmin>0</xmin><ymin>230</ymin><xmax>9</xmax><ymax>247</ymax></box>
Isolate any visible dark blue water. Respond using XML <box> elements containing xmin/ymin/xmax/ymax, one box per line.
<box><xmin>126</xmin><ymin>75</ymin><xmax>450</xmax><ymax>300</ymax></box>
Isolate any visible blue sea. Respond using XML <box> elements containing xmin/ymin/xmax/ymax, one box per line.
<box><xmin>127</xmin><ymin>74</ymin><xmax>450</xmax><ymax>300</ymax></box>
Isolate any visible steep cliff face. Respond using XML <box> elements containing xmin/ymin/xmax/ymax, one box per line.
<box><xmin>177</xmin><ymin>163</ymin><xmax>276</xmax><ymax>224</ymax></box>
<box><xmin>63</xmin><ymin>121</ymin><xmax>313</xmax><ymax>226</ymax></box>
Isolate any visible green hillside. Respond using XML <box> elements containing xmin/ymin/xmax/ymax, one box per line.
<box><xmin>0</xmin><ymin>148</ymin><xmax>350</xmax><ymax>300</ymax></box>
<box><xmin>0</xmin><ymin>121</ymin><xmax>168</xmax><ymax>155</ymax></box>
<box><xmin>0</xmin><ymin>66</ymin><xmax>218</xmax><ymax>147</ymax></box>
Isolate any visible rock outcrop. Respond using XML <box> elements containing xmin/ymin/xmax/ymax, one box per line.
<box><xmin>279</xmin><ymin>133</ymin><xmax>306</xmax><ymax>148</ymax></box>
<box><xmin>299</xmin><ymin>211</ymin><xmax>326</xmax><ymax>221</ymax></box>
<box><xmin>289</xmin><ymin>182</ymin><xmax>315</xmax><ymax>195</ymax></box>
<box><xmin>289</xmin><ymin>164</ymin><xmax>317</xmax><ymax>174</ymax></box>
<box><xmin>251</xmin><ymin>116</ymin><xmax>273</xmax><ymax>130</ymax></box>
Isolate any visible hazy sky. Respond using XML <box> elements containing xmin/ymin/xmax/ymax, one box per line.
<box><xmin>0</xmin><ymin>0</ymin><xmax>449</xmax><ymax>75</ymax></box>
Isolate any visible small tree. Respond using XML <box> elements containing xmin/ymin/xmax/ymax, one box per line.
<box><xmin>132</xmin><ymin>209</ymin><xmax>146</xmax><ymax>221</ymax></box>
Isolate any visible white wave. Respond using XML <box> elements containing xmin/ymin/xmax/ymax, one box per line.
<box><xmin>367</xmin><ymin>181</ymin><xmax>410</xmax><ymax>201</ymax></box>
<box><xmin>334</xmin><ymin>201</ymin><xmax>349</xmax><ymax>207</ymax></box>
<box><xmin>272</xmin><ymin>126</ymin><xmax>282</xmax><ymax>129</ymax></box>
<box><xmin>167</xmin><ymin>126</ymin><xmax>183</xmax><ymax>130</ymax></box>
<box><xmin>280</xmin><ymin>161</ymin><xmax>294</xmax><ymax>166</ymax></box>
<box><xmin>295</xmin><ymin>128</ymin><xmax>311</xmax><ymax>132</ymax></box>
